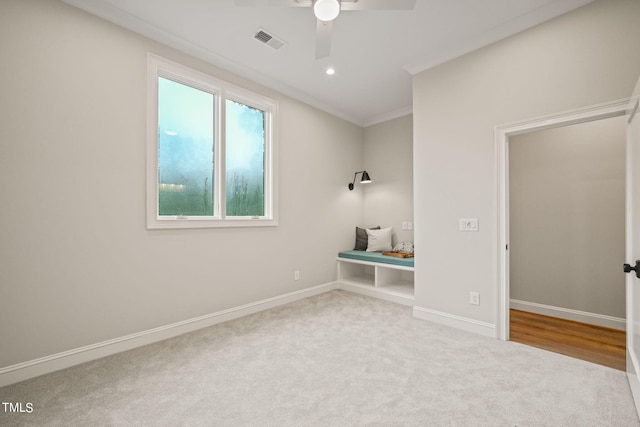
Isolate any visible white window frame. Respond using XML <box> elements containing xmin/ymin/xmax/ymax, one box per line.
<box><xmin>146</xmin><ymin>53</ymin><xmax>278</xmax><ymax>229</ymax></box>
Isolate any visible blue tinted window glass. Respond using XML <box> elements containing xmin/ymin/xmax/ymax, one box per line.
<box><xmin>158</xmin><ymin>77</ymin><xmax>214</xmax><ymax>216</ymax></box>
<box><xmin>225</xmin><ymin>99</ymin><xmax>265</xmax><ymax>217</ymax></box>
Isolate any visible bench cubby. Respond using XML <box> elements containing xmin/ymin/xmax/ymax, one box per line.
<box><xmin>337</xmin><ymin>251</ymin><xmax>414</xmax><ymax>306</ymax></box>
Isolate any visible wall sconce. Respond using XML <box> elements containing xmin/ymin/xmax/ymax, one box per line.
<box><xmin>348</xmin><ymin>171</ymin><xmax>372</xmax><ymax>190</ymax></box>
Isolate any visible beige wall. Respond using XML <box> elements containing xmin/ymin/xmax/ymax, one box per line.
<box><xmin>412</xmin><ymin>0</ymin><xmax>640</xmax><ymax>327</ymax></box>
<box><xmin>363</xmin><ymin>114</ymin><xmax>414</xmax><ymax>247</ymax></box>
<box><xmin>0</xmin><ymin>0</ymin><xmax>364</xmax><ymax>368</ymax></box>
<box><xmin>509</xmin><ymin>116</ymin><xmax>626</xmax><ymax>318</ymax></box>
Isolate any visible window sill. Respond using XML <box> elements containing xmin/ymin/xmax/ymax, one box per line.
<box><xmin>146</xmin><ymin>217</ymin><xmax>278</xmax><ymax>230</ymax></box>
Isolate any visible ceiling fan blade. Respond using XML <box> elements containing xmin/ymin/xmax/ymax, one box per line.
<box><xmin>315</xmin><ymin>19</ymin><xmax>333</xmax><ymax>59</ymax></box>
<box><xmin>234</xmin><ymin>0</ymin><xmax>310</xmax><ymax>7</ymax></box>
<box><xmin>340</xmin><ymin>0</ymin><xmax>416</xmax><ymax>11</ymax></box>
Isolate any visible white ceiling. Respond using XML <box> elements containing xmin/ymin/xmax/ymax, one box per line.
<box><xmin>62</xmin><ymin>0</ymin><xmax>593</xmax><ymax>126</ymax></box>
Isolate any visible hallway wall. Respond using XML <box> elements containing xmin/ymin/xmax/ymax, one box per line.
<box><xmin>509</xmin><ymin>116</ymin><xmax>627</xmax><ymax>321</ymax></box>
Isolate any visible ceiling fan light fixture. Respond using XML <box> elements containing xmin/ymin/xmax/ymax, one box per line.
<box><xmin>314</xmin><ymin>0</ymin><xmax>340</xmax><ymax>22</ymax></box>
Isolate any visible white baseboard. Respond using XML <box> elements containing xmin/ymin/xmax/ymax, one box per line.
<box><xmin>509</xmin><ymin>299</ymin><xmax>626</xmax><ymax>330</ymax></box>
<box><xmin>0</xmin><ymin>282</ymin><xmax>338</xmax><ymax>388</ymax></box>
<box><xmin>412</xmin><ymin>306</ymin><xmax>496</xmax><ymax>338</ymax></box>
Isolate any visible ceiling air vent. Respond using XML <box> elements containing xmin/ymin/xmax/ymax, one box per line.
<box><xmin>253</xmin><ymin>28</ymin><xmax>285</xmax><ymax>50</ymax></box>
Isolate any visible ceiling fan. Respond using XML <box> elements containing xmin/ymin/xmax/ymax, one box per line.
<box><xmin>235</xmin><ymin>0</ymin><xmax>416</xmax><ymax>59</ymax></box>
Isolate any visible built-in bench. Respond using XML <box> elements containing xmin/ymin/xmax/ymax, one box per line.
<box><xmin>336</xmin><ymin>250</ymin><xmax>414</xmax><ymax>306</ymax></box>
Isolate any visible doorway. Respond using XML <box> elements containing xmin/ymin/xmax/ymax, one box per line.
<box><xmin>495</xmin><ymin>99</ymin><xmax>630</xmax><ymax>344</ymax></box>
<box><xmin>506</xmin><ymin>116</ymin><xmax>627</xmax><ymax>369</ymax></box>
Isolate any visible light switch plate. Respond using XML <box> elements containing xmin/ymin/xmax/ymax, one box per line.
<box><xmin>459</xmin><ymin>218</ymin><xmax>479</xmax><ymax>232</ymax></box>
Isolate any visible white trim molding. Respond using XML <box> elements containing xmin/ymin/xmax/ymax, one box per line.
<box><xmin>0</xmin><ymin>282</ymin><xmax>337</xmax><ymax>388</ymax></box>
<box><xmin>60</xmin><ymin>0</ymin><xmax>364</xmax><ymax>126</ymax></box>
<box><xmin>412</xmin><ymin>306</ymin><xmax>496</xmax><ymax>338</ymax></box>
<box><xmin>403</xmin><ymin>0</ymin><xmax>593</xmax><ymax>76</ymax></box>
<box><xmin>510</xmin><ymin>299</ymin><xmax>625</xmax><ymax>331</ymax></box>
<box><xmin>362</xmin><ymin>105</ymin><xmax>413</xmax><ymax>128</ymax></box>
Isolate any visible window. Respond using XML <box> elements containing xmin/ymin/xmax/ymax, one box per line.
<box><xmin>147</xmin><ymin>54</ymin><xmax>277</xmax><ymax>229</ymax></box>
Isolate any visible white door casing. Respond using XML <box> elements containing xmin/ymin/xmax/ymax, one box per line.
<box><xmin>625</xmin><ymin>76</ymin><xmax>640</xmax><ymax>415</ymax></box>
<box><xmin>495</xmin><ymin>99</ymin><xmax>630</xmax><ymax>341</ymax></box>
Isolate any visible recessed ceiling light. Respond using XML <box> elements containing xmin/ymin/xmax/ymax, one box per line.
<box><xmin>326</xmin><ymin>67</ymin><xmax>336</xmax><ymax>75</ymax></box>
<box><xmin>165</xmin><ymin>130</ymin><xmax>178</xmax><ymax>136</ymax></box>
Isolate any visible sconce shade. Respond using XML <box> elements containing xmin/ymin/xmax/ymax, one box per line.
<box><xmin>348</xmin><ymin>170</ymin><xmax>372</xmax><ymax>190</ymax></box>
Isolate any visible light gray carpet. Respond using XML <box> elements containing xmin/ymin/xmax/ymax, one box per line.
<box><xmin>1</xmin><ymin>290</ymin><xmax>638</xmax><ymax>426</ymax></box>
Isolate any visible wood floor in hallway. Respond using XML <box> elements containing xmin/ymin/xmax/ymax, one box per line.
<box><xmin>509</xmin><ymin>309</ymin><xmax>626</xmax><ymax>371</ymax></box>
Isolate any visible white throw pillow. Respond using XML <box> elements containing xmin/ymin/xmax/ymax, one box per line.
<box><xmin>366</xmin><ymin>227</ymin><xmax>392</xmax><ymax>252</ymax></box>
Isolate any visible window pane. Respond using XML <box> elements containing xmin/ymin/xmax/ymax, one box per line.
<box><xmin>225</xmin><ymin>99</ymin><xmax>265</xmax><ymax>217</ymax></box>
<box><xmin>158</xmin><ymin>77</ymin><xmax>214</xmax><ymax>216</ymax></box>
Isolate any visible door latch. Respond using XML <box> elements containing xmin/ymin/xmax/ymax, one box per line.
<box><xmin>624</xmin><ymin>260</ymin><xmax>640</xmax><ymax>279</ymax></box>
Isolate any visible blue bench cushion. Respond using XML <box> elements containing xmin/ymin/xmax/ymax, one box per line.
<box><xmin>338</xmin><ymin>250</ymin><xmax>414</xmax><ymax>268</ymax></box>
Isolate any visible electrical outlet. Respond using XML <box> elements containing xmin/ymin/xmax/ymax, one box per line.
<box><xmin>402</xmin><ymin>221</ymin><xmax>408</xmax><ymax>230</ymax></box>
<box><xmin>408</xmin><ymin>222</ymin><xmax>413</xmax><ymax>230</ymax></box>
<box><xmin>294</xmin><ymin>270</ymin><xmax>300</xmax><ymax>281</ymax></box>
<box><xmin>469</xmin><ymin>292</ymin><xmax>480</xmax><ymax>305</ymax></box>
